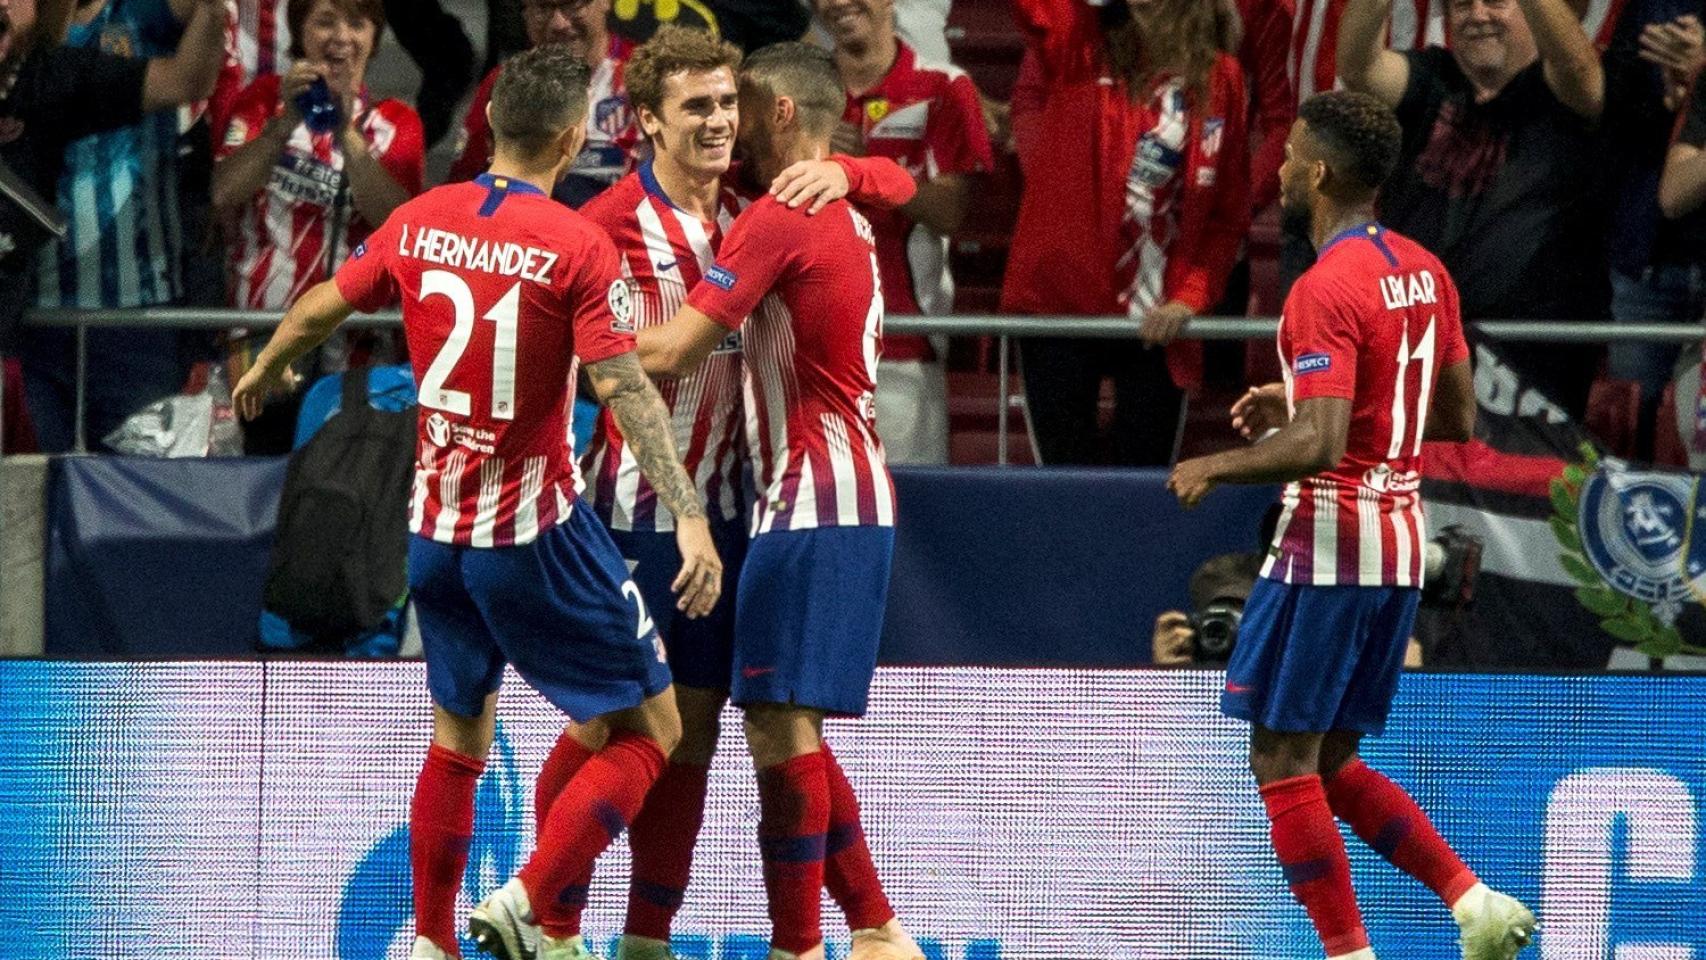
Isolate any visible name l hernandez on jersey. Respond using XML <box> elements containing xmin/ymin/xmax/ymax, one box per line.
<box><xmin>395</xmin><ymin>223</ymin><xmax>561</xmax><ymax>284</ymax></box>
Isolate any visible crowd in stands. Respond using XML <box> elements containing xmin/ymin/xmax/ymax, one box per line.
<box><xmin>2</xmin><ymin>0</ymin><xmax>1705</xmax><ymax>466</ymax></box>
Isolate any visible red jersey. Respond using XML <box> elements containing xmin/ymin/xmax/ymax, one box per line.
<box><xmin>220</xmin><ymin>74</ymin><xmax>424</xmax><ymax>309</ymax></box>
<box><xmin>686</xmin><ymin>197</ymin><xmax>894</xmax><ymax>536</ymax></box>
<box><xmin>448</xmin><ymin>37</ymin><xmax>637</xmax><ymax>187</ymax></box>
<box><xmin>334</xmin><ymin>174</ymin><xmax>635</xmax><ymax>548</ymax></box>
<box><xmin>1263</xmin><ymin>223</ymin><xmax>1468</xmax><ymax>588</ymax></box>
<box><xmin>1003</xmin><ymin>0</ymin><xmax>1249</xmax><ymax>390</ymax></box>
<box><xmin>580</xmin><ymin>163</ymin><xmax>746</xmax><ymax>533</ymax></box>
<box><xmin>841</xmin><ymin>41</ymin><xmax>994</xmax><ymax>361</ymax></box>
<box><xmin>579</xmin><ymin>156</ymin><xmax>915</xmax><ymax>534</ymax></box>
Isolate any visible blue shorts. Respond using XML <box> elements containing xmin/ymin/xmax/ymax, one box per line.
<box><xmin>608</xmin><ymin>516</ymin><xmax>747</xmax><ymax>691</ymax></box>
<box><xmin>1220</xmin><ymin>578</ymin><xmax>1420</xmax><ymax>736</ymax></box>
<box><xmin>732</xmin><ymin>526</ymin><xmax>895</xmax><ymax>717</ymax></box>
<box><xmin>409</xmin><ymin>505</ymin><xmax>672</xmax><ymax>723</ymax></box>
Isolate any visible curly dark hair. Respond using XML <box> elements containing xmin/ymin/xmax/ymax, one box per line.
<box><xmin>1297</xmin><ymin>90</ymin><xmax>1403</xmax><ymax>194</ymax></box>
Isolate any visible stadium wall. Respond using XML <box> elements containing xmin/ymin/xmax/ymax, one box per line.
<box><xmin>0</xmin><ymin>662</ymin><xmax>1701</xmax><ymax>959</ymax></box>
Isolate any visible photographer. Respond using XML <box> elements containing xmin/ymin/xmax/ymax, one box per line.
<box><xmin>1152</xmin><ymin>508</ymin><xmax>1473</xmax><ymax>667</ymax></box>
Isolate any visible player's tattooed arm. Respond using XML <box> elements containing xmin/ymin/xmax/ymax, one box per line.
<box><xmin>586</xmin><ymin>352</ymin><xmax>706</xmax><ymax>521</ymax></box>
<box><xmin>587</xmin><ymin>351</ymin><xmax>722</xmax><ymax>617</ymax></box>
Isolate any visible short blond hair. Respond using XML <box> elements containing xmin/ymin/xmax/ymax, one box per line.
<box><xmin>625</xmin><ymin>25</ymin><xmax>743</xmax><ymax>121</ymax></box>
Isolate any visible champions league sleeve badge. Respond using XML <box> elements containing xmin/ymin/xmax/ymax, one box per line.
<box><xmin>1554</xmin><ymin>446</ymin><xmax>1706</xmax><ymax>655</ymax></box>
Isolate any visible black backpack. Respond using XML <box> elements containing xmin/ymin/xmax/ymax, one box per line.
<box><xmin>265</xmin><ymin>367</ymin><xmax>416</xmax><ymax>640</ymax></box>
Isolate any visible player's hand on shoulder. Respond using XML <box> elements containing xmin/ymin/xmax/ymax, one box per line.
<box><xmin>671</xmin><ymin>515</ymin><xmax>723</xmax><ymax>619</ymax></box>
<box><xmin>770</xmin><ymin>159</ymin><xmax>850</xmax><ymax>215</ymax></box>
<box><xmin>1230</xmin><ymin>383</ymin><xmax>1288</xmax><ymax>439</ymax></box>
<box><xmin>1167</xmin><ymin>454</ymin><xmax>1220</xmax><ymax>509</ymax></box>
<box><xmin>1152</xmin><ymin>611</ymin><xmax>1194</xmax><ymax>667</ymax></box>
<box><xmin>1139</xmin><ymin>300</ymin><xmax>1193</xmax><ymax>347</ymax></box>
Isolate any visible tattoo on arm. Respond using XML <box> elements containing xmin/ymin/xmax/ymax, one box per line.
<box><xmin>586</xmin><ymin>352</ymin><xmax>707</xmax><ymax>521</ymax></box>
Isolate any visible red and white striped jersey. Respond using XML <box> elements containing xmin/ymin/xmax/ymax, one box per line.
<box><xmin>1262</xmin><ymin>223</ymin><xmax>1468</xmax><ymax>587</ymax></box>
<box><xmin>578</xmin><ymin>162</ymin><xmax>746</xmax><ymax>532</ymax></box>
<box><xmin>1289</xmin><ymin>0</ymin><xmax>1628</xmax><ymax>108</ymax></box>
<box><xmin>334</xmin><ymin>174</ymin><xmax>637</xmax><ymax>547</ymax></box>
<box><xmin>686</xmin><ymin>196</ymin><xmax>895</xmax><ymax>536</ymax></box>
<box><xmin>219</xmin><ymin>75</ymin><xmax>424</xmax><ymax>310</ymax></box>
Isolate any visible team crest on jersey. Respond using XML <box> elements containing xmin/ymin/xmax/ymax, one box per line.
<box><xmin>607</xmin><ymin>279</ymin><xmax>636</xmax><ymax>333</ymax></box>
<box><xmin>595</xmin><ymin>95</ymin><xmax>632</xmax><ymax>138</ymax></box>
<box><xmin>1554</xmin><ymin>447</ymin><xmax>1706</xmax><ymax>654</ymax></box>
<box><xmin>705</xmin><ymin>264</ymin><xmax>736</xmax><ymax>291</ymax></box>
<box><xmin>869</xmin><ymin>100</ymin><xmax>930</xmax><ymax>141</ymax></box>
<box><xmin>1294</xmin><ymin>353</ymin><xmax>1332</xmax><ymax>375</ymax></box>
<box><xmin>865</xmin><ymin>98</ymin><xmax>890</xmax><ymax>123</ymax></box>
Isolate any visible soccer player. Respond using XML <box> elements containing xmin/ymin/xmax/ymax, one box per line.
<box><xmin>1167</xmin><ymin>91</ymin><xmax>1537</xmax><ymax>960</ymax></box>
<box><xmin>636</xmin><ymin>41</ymin><xmax>921</xmax><ymax>960</ymax></box>
<box><xmin>567</xmin><ymin>26</ymin><xmax>919</xmax><ymax>960</ymax></box>
<box><xmin>231</xmin><ymin>46</ymin><xmax>720</xmax><ymax>960</ymax></box>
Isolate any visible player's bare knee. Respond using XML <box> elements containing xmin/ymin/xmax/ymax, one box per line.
<box><xmin>674</xmin><ymin>685</ymin><xmax>728</xmax><ymax>765</ymax></box>
<box><xmin>1318</xmin><ymin>731</ymin><xmax>1364</xmax><ymax>780</ymax></box>
<box><xmin>1248</xmin><ymin>726</ymin><xmax>1322</xmax><ymax>785</ymax></box>
<box><xmin>741</xmin><ymin>703</ymin><xmax>822</xmax><ymax>768</ymax></box>
<box><xmin>432</xmin><ymin>695</ymin><xmax>498</xmax><ymax>758</ymax></box>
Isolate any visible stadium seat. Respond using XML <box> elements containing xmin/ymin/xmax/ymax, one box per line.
<box><xmin>947</xmin><ymin>369</ymin><xmax>1036</xmax><ymax>464</ymax></box>
<box><xmin>1584</xmin><ymin>378</ymin><xmax>1641</xmax><ymax>459</ymax></box>
<box><xmin>1653</xmin><ymin>381</ymin><xmax>1689</xmax><ymax>468</ymax></box>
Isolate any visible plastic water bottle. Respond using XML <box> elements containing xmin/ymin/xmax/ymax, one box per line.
<box><xmin>296</xmin><ymin>77</ymin><xmax>340</xmax><ymax>135</ymax></box>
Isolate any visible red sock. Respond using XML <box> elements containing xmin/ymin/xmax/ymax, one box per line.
<box><xmin>757</xmin><ymin>751</ymin><xmax>831</xmax><ymax>955</ymax></box>
<box><xmin>1325</xmin><ymin>758</ymin><xmax>1479</xmax><ymax>906</ymax></box>
<box><xmin>821</xmin><ymin>745</ymin><xmax>894</xmax><ymax>931</ymax></box>
<box><xmin>623</xmin><ymin>761</ymin><xmax>712</xmax><ymax>940</ymax></box>
<box><xmin>411</xmin><ymin>744</ymin><xmax>486</xmax><ymax>956</ymax></box>
<box><xmin>519</xmin><ymin>731</ymin><xmax>667</xmax><ymax>939</ymax></box>
<box><xmin>531</xmin><ymin>731</ymin><xmax>599</xmax><ymax>936</ymax></box>
<box><xmin>1260</xmin><ymin>774</ymin><xmax>1369</xmax><ymax>957</ymax></box>
<box><xmin>535</xmin><ymin>730</ymin><xmax>596</xmax><ymax>838</ymax></box>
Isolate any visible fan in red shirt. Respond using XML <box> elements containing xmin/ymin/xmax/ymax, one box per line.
<box><xmin>448</xmin><ymin>0</ymin><xmax>638</xmax><ymax>207</ymax></box>
<box><xmin>816</xmin><ymin>0</ymin><xmax>995</xmax><ymax>464</ymax></box>
<box><xmin>1003</xmin><ymin>0</ymin><xmax>1250</xmax><ymax>466</ymax></box>
<box><xmin>232</xmin><ymin>46</ymin><xmax>721</xmax><ymax>960</ymax></box>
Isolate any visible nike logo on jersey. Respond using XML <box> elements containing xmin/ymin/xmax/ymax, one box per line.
<box><xmin>656</xmin><ymin>259</ymin><xmax>678</xmax><ymax>273</ymax></box>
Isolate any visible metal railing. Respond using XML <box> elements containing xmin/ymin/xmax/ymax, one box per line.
<box><xmin>14</xmin><ymin>308</ymin><xmax>1706</xmax><ymax>462</ymax></box>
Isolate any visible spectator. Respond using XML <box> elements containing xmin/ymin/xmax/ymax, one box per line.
<box><xmin>1002</xmin><ymin>0</ymin><xmax>1248</xmax><ymax>467</ymax></box>
<box><xmin>449</xmin><ymin>0</ymin><xmax>636</xmax><ymax>208</ymax></box>
<box><xmin>5</xmin><ymin>0</ymin><xmax>225</xmax><ymax>452</ymax></box>
<box><xmin>818</xmin><ymin>0</ymin><xmax>993</xmax><ymax>465</ymax></box>
<box><xmin>211</xmin><ymin>0</ymin><xmax>422</xmax><ymax>452</ymax></box>
<box><xmin>1338</xmin><ymin>0</ymin><xmax>1607</xmax><ymax>419</ymax></box>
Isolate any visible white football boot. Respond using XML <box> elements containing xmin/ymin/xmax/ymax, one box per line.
<box><xmin>849</xmin><ymin>919</ymin><xmax>926</xmax><ymax>960</ymax></box>
<box><xmin>410</xmin><ymin>937</ymin><xmax>456</xmax><ymax>959</ymax></box>
<box><xmin>469</xmin><ymin>878</ymin><xmax>541</xmax><ymax>960</ymax></box>
<box><xmin>539</xmin><ymin>933</ymin><xmax>601</xmax><ymax>960</ymax></box>
<box><xmin>1454</xmin><ymin>883</ymin><xmax>1539</xmax><ymax>960</ymax></box>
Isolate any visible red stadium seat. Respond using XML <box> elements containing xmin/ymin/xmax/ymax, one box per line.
<box><xmin>946</xmin><ymin>370</ymin><xmax>1036</xmax><ymax>464</ymax></box>
<box><xmin>1653</xmin><ymin>381</ymin><xmax>1689</xmax><ymax>468</ymax></box>
<box><xmin>1584</xmin><ymin>378</ymin><xmax>1641</xmax><ymax>459</ymax></box>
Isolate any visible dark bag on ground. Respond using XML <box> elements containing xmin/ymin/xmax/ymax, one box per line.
<box><xmin>264</xmin><ymin>366</ymin><xmax>415</xmax><ymax>640</ymax></box>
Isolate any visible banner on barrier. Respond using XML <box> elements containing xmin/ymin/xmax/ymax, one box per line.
<box><xmin>1</xmin><ymin>663</ymin><xmax>1702</xmax><ymax>959</ymax></box>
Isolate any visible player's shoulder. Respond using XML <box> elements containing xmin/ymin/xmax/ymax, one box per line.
<box><xmin>578</xmin><ymin>172</ymin><xmax>646</xmax><ymax>229</ymax></box>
